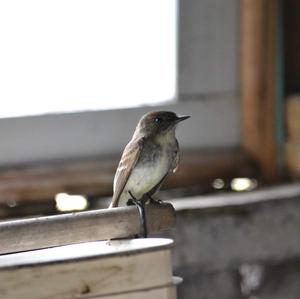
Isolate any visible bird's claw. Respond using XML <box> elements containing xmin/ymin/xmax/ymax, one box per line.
<box><xmin>128</xmin><ymin>191</ymin><xmax>148</xmax><ymax>238</ymax></box>
<box><xmin>147</xmin><ymin>194</ymin><xmax>163</xmax><ymax>205</ymax></box>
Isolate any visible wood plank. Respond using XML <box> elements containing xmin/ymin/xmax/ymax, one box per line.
<box><xmin>240</xmin><ymin>0</ymin><xmax>278</xmax><ymax>181</ymax></box>
<box><xmin>286</xmin><ymin>95</ymin><xmax>300</xmax><ymax>141</ymax></box>
<box><xmin>0</xmin><ymin>203</ymin><xmax>175</xmax><ymax>255</ymax></box>
<box><xmin>0</xmin><ymin>150</ymin><xmax>257</xmax><ymax>205</ymax></box>
<box><xmin>285</xmin><ymin>141</ymin><xmax>300</xmax><ymax>179</ymax></box>
<box><xmin>169</xmin><ymin>183</ymin><xmax>300</xmax><ymax>210</ymax></box>
<box><xmin>240</xmin><ymin>0</ymin><xmax>265</xmax><ymax>162</ymax></box>
<box><xmin>0</xmin><ymin>239</ymin><xmax>175</xmax><ymax>299</ymax></box>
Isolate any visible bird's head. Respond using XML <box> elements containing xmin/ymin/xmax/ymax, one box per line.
<box><xmin>135</xmin><ymin>111</ymin><xmax>190</xmax><ymax>137</ymax></box>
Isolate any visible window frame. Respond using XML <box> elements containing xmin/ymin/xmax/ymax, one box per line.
<box><xmin>0</xmin><ymin>0</ymin><xmax>241</xmax><ymax>167</ymax></box>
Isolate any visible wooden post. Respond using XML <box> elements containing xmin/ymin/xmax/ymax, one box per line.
<box><xmin>0</xmin><ymin>203</ymin><xmax>176</xmax><ymax>255</ymax></box>
<box><xmin>240</xmin><ymin>0</ymin><xmax>278</xmax><ymax>181</ymax></box>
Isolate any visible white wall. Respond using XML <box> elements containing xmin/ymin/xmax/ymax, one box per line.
<box><xmin>178</xmin><ymin>0</ymin><xmax>239</xmax><ymax>95</ymax></box>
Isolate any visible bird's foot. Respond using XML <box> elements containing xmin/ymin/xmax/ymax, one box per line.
<box><xmin>128</xmin><ymin>191</ymin><xmax>148</xmax><ymax>238</ymax></box>
<box><xmin>147</xmin><ymin>194</ymin><xmax>163</xmax><ymax>205</ymax></box>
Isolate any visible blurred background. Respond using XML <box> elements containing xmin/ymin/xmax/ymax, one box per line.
<box><xmin>0</xmin><ymin>0</ymin><xmax>300</xmax><ymax>298</ymax></box>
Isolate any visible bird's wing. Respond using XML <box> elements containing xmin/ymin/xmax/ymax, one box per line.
<box><xmin>109</xmin><ymin>137</ymin><xmax>145</xmax><ymax>208</ymax></box>
<box><xmin>171</xmin><ymin>139</ymin><xmax>180</xmax><ymax>173</ymax></box>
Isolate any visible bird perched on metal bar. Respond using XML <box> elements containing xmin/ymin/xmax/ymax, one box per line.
<box><xmin>109</xmin><ymin>111</ymin><xmax>190</xmax><ymax>237</ymax></box>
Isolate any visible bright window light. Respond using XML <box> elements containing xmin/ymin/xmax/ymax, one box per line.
<box><xmin>231</xmin><ymin>178</ymin><xmax>258</xmax><ymax>192</ymax></box>
<box><xmin>0</xmin><ymin>0</ymin><xmax>177</xmax><ymax>118</ymax></box>
<box><xmin>55</xmin><ymin>193</ymin><xmax>88</xmax><ymax>212</ymax></box>
<box><xmin>212</xmin><ymin>178</ymin><xmax>225</xmax><ymax>190</ymax></box>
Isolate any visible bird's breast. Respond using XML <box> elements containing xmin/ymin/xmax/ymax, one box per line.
<box><xmin>125</xmin><ymin>148</ymin><xmax>170</xmax><ymax>198</ymax></box>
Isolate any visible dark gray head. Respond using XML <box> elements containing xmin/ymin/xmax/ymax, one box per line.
<box><xmin>136</xmin><ymin>111</ymin><xmax>190</xmax><ymax>136</ymax></box>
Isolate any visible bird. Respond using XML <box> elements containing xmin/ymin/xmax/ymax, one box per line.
<box><xmin>109</xmin><ymin>111</ymin><xmax>190</xmax><ymax>236</ymax></box>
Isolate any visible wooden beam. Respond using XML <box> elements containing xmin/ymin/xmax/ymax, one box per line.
<box><xmin>0</xmin><ymin>149</ymin><xmax>257</xmax><ymax>206</ymax></box>
<box><xmin>0</xmin><ymin>203</ymin><xmax>175</xmax><ymax>255</ymax></box>
<box><xmin>240</xmin><ymin>0</ymin><xmax>278</xmax><ymax>181</ymax></box>
<box><xmin>169</xmin><ymin>183</ymin><xmax>300</xmax><ymax>210</ymax></box>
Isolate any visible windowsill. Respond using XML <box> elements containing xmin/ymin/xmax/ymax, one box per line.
<box><xmin>0</xmin><ymin>95</ymin><xmax>240</xmax><ymax>167</ymax></box>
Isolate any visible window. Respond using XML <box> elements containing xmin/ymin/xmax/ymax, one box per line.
<box><xmin>0</xmin><ymin>0</ymin><xmax>177</xmax><ymax>118</ymax></box>
<box><xmin>0</xmin><ymin>0</ymin><xmax>240</xmax><ymax>167</ymax></box>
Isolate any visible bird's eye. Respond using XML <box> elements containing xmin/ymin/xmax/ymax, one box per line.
<box><xmin>154</xmin><ymin>117</ymin><xmax>162</xmax><ymax>123</ymax></box>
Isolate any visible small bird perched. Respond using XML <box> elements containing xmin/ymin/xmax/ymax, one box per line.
<box><xmin>109</xmin><ymin>111</ymin><xmax>189</xmax><ymax>236</ymax></box>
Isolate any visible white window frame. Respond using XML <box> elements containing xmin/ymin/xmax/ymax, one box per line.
<box><xmin>0</xmin><ymin>0</ymin><xmax>240</xmax><ymax>166</ymax></box>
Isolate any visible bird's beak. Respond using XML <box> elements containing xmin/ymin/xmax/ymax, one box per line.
<box><xmin>175</xmin><ymin>115</ymin><xmax>190</xmax><ymax>123</ymax></box>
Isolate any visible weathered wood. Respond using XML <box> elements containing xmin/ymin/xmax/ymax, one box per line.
<box><xmin>0</xmin><ymin>239</ymin><xmax>177</xmax><ymax>299</ymax></box>
<box><xmin>0</xmin><ymin>203</ymin><xmax>175</xmax><ymax>255</ymax></box>
<box><xmin>285</xmin><ymin>141</ymin><xmax>300</xmax><ymax>179</ymax></box>
<box><xmin>240</xmin><ymin>0</ymin><xmax>265</xmax><ymax>163</ymax></box>
<box><xmin>240</xmin><ymin>0</ymin><xmax>278</xmax><ymax>181</ymax></box>
<box><xmin>286</xmin><ymin>95</ymin><xmax>300</xmax><ymax>141</ymax></box>
<box><xmin>285</xmin><ymin>96</ymin><xmax>300</xmax><ymax>179</ymax></box>
<box><xmin>169</xmin><ymin>183</ymin><xmax>300</xmax><ymax>210</ymax></box>
<box><xmin>0</xmin><ymin>149</ymin><xmax>256</xmax><ymax>206</ymax></box>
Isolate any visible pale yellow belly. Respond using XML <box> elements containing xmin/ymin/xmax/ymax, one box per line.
<box><xmin>118</xmin><ymin>156</ymin><xmax>169</xmax><ymax>206</ymax></box>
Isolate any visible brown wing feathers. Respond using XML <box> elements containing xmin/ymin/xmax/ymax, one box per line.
<box><xmin>109</xmin><ymin>137</ymin><xmax>144</xmax><ymax>207</ymax></box>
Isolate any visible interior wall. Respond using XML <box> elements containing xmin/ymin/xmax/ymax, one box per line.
<box><xmin>178</xmin><ymin>0</ymin><xmax>239</xmax><ymax>96</ymax></box>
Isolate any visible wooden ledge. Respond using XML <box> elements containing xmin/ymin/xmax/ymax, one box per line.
<box><xmin>169</xmin><ymin>183</ymin><xmax>300</xmax><ymax>211</ymax></box>
<box><xmin>0</xmin><ymin>203</ymin><xmax>176</xmax><ymax>255</ymax></box>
